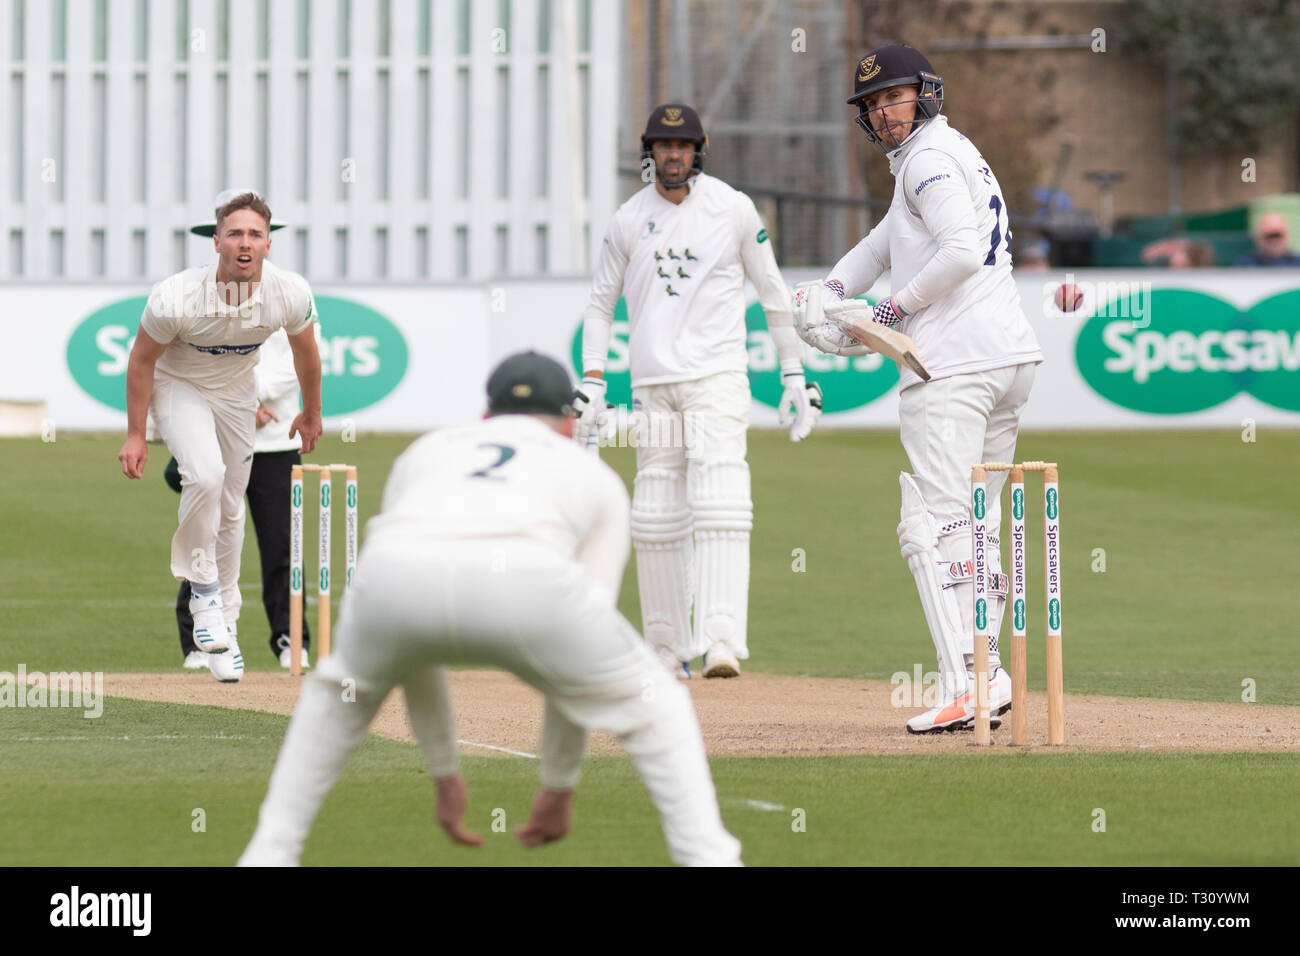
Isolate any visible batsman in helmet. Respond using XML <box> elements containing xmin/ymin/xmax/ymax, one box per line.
<box><xmin>793</xmin><ymin>45</ymin><xmax>1045</xmax><ymax>733</ymax></box>
<box><xmin>574</xmin><ymin>104</ymin><xmax>822</xmax><ymax>681</ymax></box>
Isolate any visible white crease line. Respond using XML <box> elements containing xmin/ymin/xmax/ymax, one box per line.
<box><xmin>0</xmin><ymin>599</ymin><xmax>177</xmax><ymax>608</ymax></box>
<box><xmin>4</xmin><ymin>733</ymin><xmax>266</xmax><ymax>741</ymax></box>
<box><xmin>743</xmin><ymin>799</ymin><xmax>785</xmax><ymax>812</ymax></box>
<box><xmin>0</xmin><ymin>585</ymin><xmax>269</xmax><ymax>608</ymax></box>
<box><xmin>458</xmin><ymin>739</ymin><xmax>537</xmax><ymax>758</ymax></box>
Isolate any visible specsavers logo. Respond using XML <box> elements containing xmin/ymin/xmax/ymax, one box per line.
<box><xmin>1075</xmin><ymin>288</ymin><xmax>1300</xmax><ymax>414</ymax></box>
<box><xmin>570</xmin><ymin>297</ymin><xmax>899</xmax><ymax>413</ymax></box>
<box><xmin>66</xmin><ymin>295</ymin><xmax>408</xmax><ymax>415</ymax></box>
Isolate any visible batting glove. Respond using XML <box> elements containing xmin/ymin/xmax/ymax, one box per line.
<box><xmin>872</xmin><ymin>297</ymin><xmax>907</xmax><ymax>328</ymax></box>
<box><xmin>777</xmin><ymin>372</ymin><xmax>824</xmax><ymax>442</ymax></box>
<box><xmin>791</xmin><ymin>281</ymin><xmax>823</xmax><ymax>339</ymax></box>
<box><xmin>794</xmin><ymin>283</ymin><xmax>869</xmax><ymax>356</ymax></box>
<box><xmin>571</xmin><ymin>377</ymin><xmax>608</xmax><ymax>445</ymax></box>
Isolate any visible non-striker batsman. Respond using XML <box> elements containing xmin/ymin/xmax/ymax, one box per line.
<box><xmin>574</xmin><ymin>104</ymin><xmax>822</xmax><ymax>680</ymax></box>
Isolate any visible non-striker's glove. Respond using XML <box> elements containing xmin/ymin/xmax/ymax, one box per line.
<box><xmin>777</xmin><ymin>372</ymin><xmax>824</xmax><ymax>442</ymax></box>
<box><xmin>571</xmin><ymin>377</ymin><xmax>612</xmax><ymax>446</ymax></box>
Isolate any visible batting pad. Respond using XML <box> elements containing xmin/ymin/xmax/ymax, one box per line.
<box><xmin>938</xmin><ymin>536</ymin><xmax>1009</xmax><ymax>667</ymax></box>
<box><xmin>631</xmin><ymin>468</ymin><xmax>695</xmax><ymax>662</ymax></box>
<box><xmin>932</xmin><ymin>517</ymin><xmax>1007</xmax><ymax>672</ymax></box>
<box><xmin>689</xmin><ymin>459</ymin><xmax>753</xmax><ymax>660</ymax></box>
<box><xmin>898</xmin><ymin>472</ymin><xmax>968</xmax><ymax>700</ymax></box>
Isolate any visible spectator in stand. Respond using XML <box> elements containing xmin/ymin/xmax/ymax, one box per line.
<box><xmin>1234</xmin><ymin>213</ymin><xmax>1300</xmax><ymax>266</ymax></box>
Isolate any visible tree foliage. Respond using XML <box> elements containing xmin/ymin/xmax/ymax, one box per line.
<box><xmin>1124</xmin><ymin>0</ymin><xmax>1300</xmax><ymax>155</ymax></box>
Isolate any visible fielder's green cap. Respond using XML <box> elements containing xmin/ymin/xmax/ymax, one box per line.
<box><xmin>486</xmin><ymin>351</ymin><xmax>575</xmax><ymax>417</ymax></box>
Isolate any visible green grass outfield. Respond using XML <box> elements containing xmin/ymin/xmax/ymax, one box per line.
<box><xmin>1</xmin><ymin>429</ymin><xmax>1297</xmax><ymax>865</ymax></box>
<box><xmin>4</xmin><ymin>699</ymin><xmax>1297</xmax><ymax>866</ymax></box>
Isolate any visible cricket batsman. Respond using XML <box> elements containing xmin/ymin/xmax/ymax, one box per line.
<box><xmin>573</xmin><ymin>103</ymin><xmax>822</xmax><ymax>681</ymax></box>
<box><xmin>793</xmin><ymin>45</ymin><xmax>1044</xmax><ymax>733</ymax></box>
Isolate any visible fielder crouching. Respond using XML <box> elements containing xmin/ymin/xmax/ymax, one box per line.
<box><xmin>240</xmin><ymin>352</ymin><xmax>742</xmax><ymax>867</ymax></box>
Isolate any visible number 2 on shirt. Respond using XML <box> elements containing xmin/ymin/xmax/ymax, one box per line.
<box><xmin>984</xmin><ymin>194</ymin><xmax>1012</xmax><ymax>266</ymax></box>
<box><xmin>469</xmin><ymin>443</ymin><xmax>516</xmax><ymax>479</ymax></box>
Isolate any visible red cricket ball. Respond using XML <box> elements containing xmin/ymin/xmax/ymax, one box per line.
<box><xmin>1054</xmin><ymin>283</ymin><xmax>1084</xmax><ymax>312</ymax></box>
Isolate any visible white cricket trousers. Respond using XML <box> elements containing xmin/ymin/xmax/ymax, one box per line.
<box><xmin>898</xmin><ymin>363</ymin><xmax>1037</xmax><ymax>531</ymax></box>
<box><xmin>242</xmin><ymin>538</ymin><xmax>742</xmax><ymax>867</ymax></box>
<box><xmin>149</xmin><ymin>370</ymin><xmax>256</xmax><ymax>626</ymax></box>
<box><xmin>896</xmin><ymin>363</ymin><xmax>1036</xmax><ymax>663</ymax></box>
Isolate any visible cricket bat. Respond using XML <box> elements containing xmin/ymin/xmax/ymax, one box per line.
<box><xmin>833</xmin><ymin>311</ymin><xmax>932</xmax><ymax>381</ymax></box>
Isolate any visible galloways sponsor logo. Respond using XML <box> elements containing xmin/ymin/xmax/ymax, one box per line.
<box><xmin>914</xmin><ymin>173</ymin><xmax>951</xmax><ymax>196</ymax></box>
<box><xmin>1075</xmin><ymin>288</ymin><xmax>1300</xmax><ymax>413</ymax></box>
<box><xmin>0</xmin><ymin>666</ymin><xmax>103</xmax><ymax>717</ymax></box>
<box><xmin>570</xmin><ymin>297</ymin><xmax>900</xmax><ymax>413</ymax></box>
<box><xmin>50</xmin><ymin>886</ymin><xmax>151</xmax><ymax>936</ymax></box>
<box><xmin>66</xmin><ymin>295</ymin><xmax>408</xmax><ymax>414</ymax></box>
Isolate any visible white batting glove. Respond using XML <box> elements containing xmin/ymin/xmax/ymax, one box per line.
<box><xmin>777</xmin><ymin>372</ymin><xmax>824</xmax><ymax>442</ymax></box>
<box><xmin>571</xmin><ymin>377</ymin><xmax>608</xmax><ymax>445</ymax></box>
<box><xmin>791</xmin><ymin>281</ymin><xmax>827</xmax><ymax>338</ymax></box>
<box><xmin>795</xmin><ymin>280</ymin><xmax>869</xmax><ymax>356</ymax></box>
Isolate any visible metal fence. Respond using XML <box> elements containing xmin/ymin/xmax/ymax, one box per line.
<box><xmin>0</xmin><ymin>0</ymin><xmax>620</xmax><ymax>282</ymax></box>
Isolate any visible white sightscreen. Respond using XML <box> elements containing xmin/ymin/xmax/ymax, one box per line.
<box><xmin>0</xmin><ymin>0</ymin><xmax>619</xmax><ymax>281</ymax></box>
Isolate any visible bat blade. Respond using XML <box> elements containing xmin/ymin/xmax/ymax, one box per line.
<box><xmin>836</xmin><ymin>313</ymin><xmax>932</xmax><ymax>382</ymax></box>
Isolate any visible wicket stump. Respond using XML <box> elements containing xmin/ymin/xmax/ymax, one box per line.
<box><xmin>290</xmin><ymin>464</ymin><xmax>358</xmax><ymax>677</ymax></box>
<box><xmin>970</xmin><ymin>461</ymin><xmax>1064</xmax><ymax>746</ymax></box>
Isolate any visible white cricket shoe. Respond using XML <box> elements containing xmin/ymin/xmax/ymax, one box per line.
<box><xmin>189</xmin><ymin>591</ymin><xmax>231</xmax><ymax>654</ymax></box>
<box><xmin>703</xmin><ymin>641</ymin><xmax>740</xmax><ymax>679</ymax></box>
<box><xmin>209</xmin><ymin>629</ymin><xmax>244</xmax><ymax>683</ymax></box>
<box><xmin>905</xmin><ymin>689</ymin><xmax>1004</xmax><ymax>734</ymax></box>
<box><xmin>653</xmin><ymin>645</ymin><xmax>691</xmax><ymax>680</ymax></box>
<box><xmin>988</xmin><ymin>667</ymin><xmax>1013</xmax><ymax>717</ymax></box>
<box><xmin>279</xmin><ymin>646</ymin><xmax>310</xmax><ymax>670</ymax></box>
<box><xmin>182</xmin><ymin>650</ymin><xmax>209</xmax><ymax>670</ymax></box>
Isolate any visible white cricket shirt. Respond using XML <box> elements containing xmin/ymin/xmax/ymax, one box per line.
<box><xmin>829</xmin><ymin>115</ymin><xmax>1043</xmax><ymax>390</ymax></box>
<box><xmin>139</xmin><ymin>259</ymin><xmax>316</xmax><ymax>392</ymax></box>
<box><xmin>364</xmin><ymin>416</ymin><xmax>631</xmax><ymax>605</ymax></box>
<box><xmin>583</xmin><ymin>174</ymin><xmax>791</xmax><ymax>387</ymax></box>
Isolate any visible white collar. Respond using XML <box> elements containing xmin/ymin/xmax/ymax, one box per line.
<box><xmin>887</xmin><ymin>115</ymin><xmax>947</xmax><ymax>176</ymax></box>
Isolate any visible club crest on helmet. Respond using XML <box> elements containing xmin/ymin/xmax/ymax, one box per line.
<box><xmin>856</xmin><ymin>55</ymin><xmax>880</xmax><ymax>83</ymax></box>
